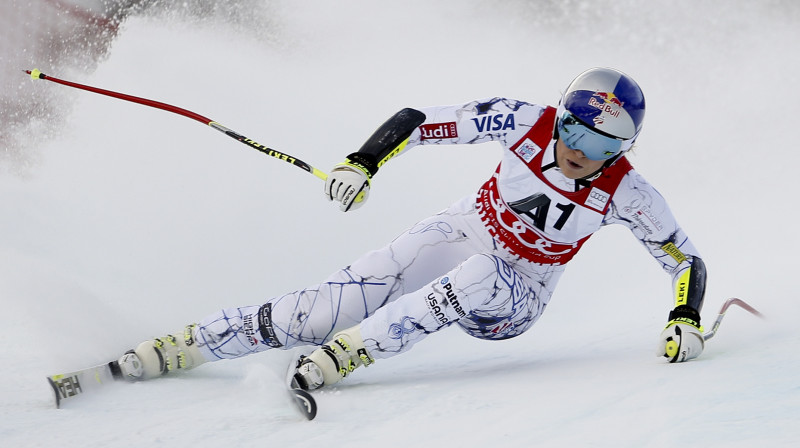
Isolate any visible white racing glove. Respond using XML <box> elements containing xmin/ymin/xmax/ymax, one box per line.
<box><xmin>657</xmin><ymin>305</ymin><xmax>704</xmax><ymax>363</ymax></box>
<box><xmin>324</xmin><ymin>160</ymin><xmax>372</xmax><ymax>212</ymax></box>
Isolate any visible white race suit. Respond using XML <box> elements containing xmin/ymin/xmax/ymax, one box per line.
<box><xmin>191</xmin><ymin>98</ymin><xmax>702</xmax><ymax>362</ymax></box>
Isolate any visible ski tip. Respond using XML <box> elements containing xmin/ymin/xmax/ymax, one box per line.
<box><xmin>46</xmin><ymin>377</ymin><xmax>62</xmax><ymax>409</ymax></box>
<box><xmin>290</xmin><ymin>388</ymin><xmax>317</xmax><ymax>420</ymax></box>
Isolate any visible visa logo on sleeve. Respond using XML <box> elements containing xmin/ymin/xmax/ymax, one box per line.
<box><xmin>472</xmin><ymin>113</ymin><xmax>515</xmax><ymax>133</ymax></box>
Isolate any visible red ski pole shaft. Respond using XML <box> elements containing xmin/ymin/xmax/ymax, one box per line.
<box><xmin>25</xmin><ymin>69</ymin><xmax>328</xmax><ymax>181</ymax></box>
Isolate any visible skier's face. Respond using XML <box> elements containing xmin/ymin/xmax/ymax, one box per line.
<box><xmin>555</xmin><ymin>138</ymin><xmax>606</xmax><ymax>179</ymax></box>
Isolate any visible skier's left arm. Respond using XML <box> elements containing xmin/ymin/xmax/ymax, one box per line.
<box><xmin>605</xmin><ymin>171</ymin><xmax>707</xmax><ymax>363</ymax></box>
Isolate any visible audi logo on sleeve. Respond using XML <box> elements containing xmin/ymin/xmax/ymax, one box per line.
<box><xmin>419</xmin><ymin>122</ymin><xmax>458</xmax><ymax>140</ymax></box>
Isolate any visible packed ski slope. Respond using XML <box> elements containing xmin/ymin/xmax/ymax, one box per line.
<box><xmin>1</xmin><ymin>2</ymin><xmax>798</xmax><ymax>447</ymax></box>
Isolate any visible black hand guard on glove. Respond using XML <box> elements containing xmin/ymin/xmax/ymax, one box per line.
<box><xmin>658</xmin><ymin>305</ymin><xmax>704</xmax><ymax>363</ymax></box>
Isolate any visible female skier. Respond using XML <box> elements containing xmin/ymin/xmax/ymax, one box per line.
<box><xmin>117</xmin><ymin>67</ymin><xmax>707</xmax><ymax>390</ymax></box>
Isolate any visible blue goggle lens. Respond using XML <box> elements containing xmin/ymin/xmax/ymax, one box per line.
<box><xmin>557</xmin><ymin>112</ymin><xmax>631</xmax><ymax>161</ymax></box>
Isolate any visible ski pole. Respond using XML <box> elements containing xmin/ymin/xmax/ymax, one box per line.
<box><xmin>25</xmin><ymin>69</ymin><xmax>329</xmax><ymax>181</ymax></box>
<box><xmin>703</xmin><ymin>297</ymin><xmax>763</xmax><ymax>341</ymax></box>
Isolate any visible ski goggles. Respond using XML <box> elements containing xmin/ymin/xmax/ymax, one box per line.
<box><xmin>557</xmin><ymin>111</ymin><xmax>634</xmax><ymax>160</ymax></box>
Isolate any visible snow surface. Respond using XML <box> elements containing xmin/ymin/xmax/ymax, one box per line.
<box><xmin>1</xmin><ymin>1</ymin><xmax>799</xmax><ymax>447</ymax></box>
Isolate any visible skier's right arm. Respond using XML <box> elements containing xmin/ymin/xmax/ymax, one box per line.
<box><xmin>324</xmin><ymin>108</ymin><xmax>426</xmax><ymax>212</ymax></box>
<box><xmin>326</xmin><ymin>98</ymin><xmax>541</xmax><ymax>212</ymax></box>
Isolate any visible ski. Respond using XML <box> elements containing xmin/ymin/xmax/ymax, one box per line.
<box><xmin>47</xmin><ymin>297</ymin><xmax>759</xmax><ymax>414</ymax></box>
<box><xmin>288</xmin><ymin>384</ymin><xmax>317</xmax><ymax>421</ymax></box>
<box><xmin>285</xmin><ymin>354</ymin><xmax>318</xmax><ymax>420</ymax></box>
<box><xmin>48</xmin><ymin>356</ymin><xmax>318</xmax><ymax>419</ymax></box>
<box><xmin>47</xmin><ymin>361</ymin><xmax>123</xmax><ymax>408</ymax></box>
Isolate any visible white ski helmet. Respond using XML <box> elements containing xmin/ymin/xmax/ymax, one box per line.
<box><xmin>556</xmin><ymin>67</ymin><xmax>645</xmax><ymax>160</ymax></box>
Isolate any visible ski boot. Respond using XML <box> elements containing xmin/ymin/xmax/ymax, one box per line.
<box><xmin>118</xmin><ymin>324</ymin><xmax>206</xmax><ymax>380</ymax></box>
<box><xmin>293</xmin><ymin>325</ymin><xmax>374</xmax><ymax>390</ymax></box>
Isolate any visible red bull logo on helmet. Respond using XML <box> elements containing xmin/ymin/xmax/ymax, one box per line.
<box><xmin>588</xmin><ymin>91</ymin><xmax>624</xmax><ymax>120</ymax></box>
<box><xmin>593</xmin><ymin>91</ymin><xmax>624</xmax><ymax>107</ymax></box>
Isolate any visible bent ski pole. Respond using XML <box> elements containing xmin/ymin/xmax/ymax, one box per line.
<box><xmin>25</xmin><ymin>69</ymin><xmax>328</xmax><ymax>181</ymax></box>
<box><xmin>703</xmin><ymin>297</ymin><xmax>763</xmax><ymax>341</ymax></box>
